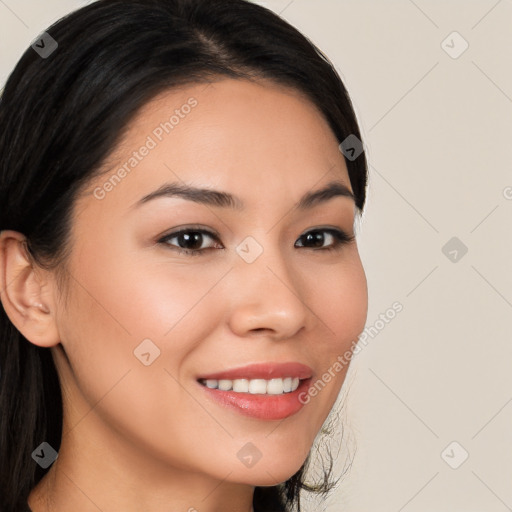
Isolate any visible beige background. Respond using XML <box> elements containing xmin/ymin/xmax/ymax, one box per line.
<box><xmin>1</xmin><ymin>1</ymin><xmax>511</xmax><ymax>510</ymax></box>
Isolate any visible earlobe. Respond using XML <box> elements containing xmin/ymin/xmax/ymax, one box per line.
<box><xmin>0</xmin><ymin>230</ymin><xmax>60</xmax><ymax>347</ymax></box>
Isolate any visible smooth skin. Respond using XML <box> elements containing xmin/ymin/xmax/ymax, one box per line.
<box><xmin>0</xmin><ymin>78</ymin><xmax>368</xmax><ymax>512</ymax></box>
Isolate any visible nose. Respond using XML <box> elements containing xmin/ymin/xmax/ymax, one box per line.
<box><xmin>227</xmin><ymin>243</ymin><xmax>310</xmax><ymax>341</ymax></box>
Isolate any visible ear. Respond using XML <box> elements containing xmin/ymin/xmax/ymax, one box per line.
<box><xmin>0</xmin><ymin>230</ymin><xmax>60</xmax><ymax>347</ymax></box>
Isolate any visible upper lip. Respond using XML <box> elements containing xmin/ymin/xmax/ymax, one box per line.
<box><xmin>197</xmin><ymin>362</ymin><xmax>313</xmax><ymax>381</ymax></box>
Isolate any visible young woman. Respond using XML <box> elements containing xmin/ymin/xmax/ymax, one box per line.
<box><xmin>0</xmin><ymin>1</ymin><xmax>369</xmax><ymax>510</ymax></box>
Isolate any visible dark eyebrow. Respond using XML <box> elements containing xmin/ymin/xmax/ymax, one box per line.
<box><xmin>131</xmin><ymin>180</ymin><xmax>354</xmax><ymax>211</ymax></box>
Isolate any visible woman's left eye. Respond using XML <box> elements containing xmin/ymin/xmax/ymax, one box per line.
<box><xmin>157</xmin><ymin>227</ymin><xmax>354</xmax><ymax>256</ymax></box>
<box><xmin>295</xmin><ymin>229</ymin><xmax>355</xmax><ymax>251</ymax></box>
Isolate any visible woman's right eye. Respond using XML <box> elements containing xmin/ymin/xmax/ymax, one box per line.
<box><xmin>157</xmin><ymin>229</ymin><xmax>223</xmax><ymax>256</ymax></box>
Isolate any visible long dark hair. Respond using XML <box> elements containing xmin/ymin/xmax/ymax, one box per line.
<box><xmin>0</xmin><ymin>1</ymin><xmax>368</xmax><ymax>510</ymax></box>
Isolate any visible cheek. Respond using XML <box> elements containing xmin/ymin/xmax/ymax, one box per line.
<box><xmin>56</xmin><ymin>243</ymin><xmax>234</xmax><ymax>429</ymax></box>
<box><xmin>300</xmin><ymin>254</ymin><xmax>367</xmax><ymax>413</ymax></box>
<box><xmin>105</xmin><ymin>256</ymin><xmax>233</xmax><ymax>352</ymax></box>
<box><xmin>308</xmin><ymin>254</ymin><xmax>368</xmax><ymax>349</ymax></box>
<box><xmin>65</xmin><ymin>229</ymin><xmax>224</xmax><ymax>345</ymax></box>
<box><xmin>55</xmin><ymin>248</ymin><xmax>227</xmax><ymax>458</ymax></box>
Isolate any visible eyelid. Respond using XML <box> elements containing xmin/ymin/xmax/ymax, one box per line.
<box><xmin>157</xmin><ymin>226</ymin><xmax>221</xmax><ymax>249</ymax></box>
<box><xmin>300</xmin><ymin>225</ymin><xmax>355</xmax><ymax>240</ymax></box>
<box><xmin>157</xmin><ymin>224</ymin><xmax>220</xmax><ymax>241</ymax></box>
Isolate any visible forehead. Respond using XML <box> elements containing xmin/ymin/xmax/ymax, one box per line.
<box><xmin>80</xmin><ymin>77</ymin><xmax>351</xmax><ymax>214</ymax></box>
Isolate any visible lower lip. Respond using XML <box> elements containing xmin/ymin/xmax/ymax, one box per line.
<box><xmin>197</xmin><ymin>378</ymin><xmax>312</xmax><ymax>420</ymax></box>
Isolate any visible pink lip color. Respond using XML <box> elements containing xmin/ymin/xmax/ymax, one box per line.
<box><xmin>198</xmin><ymin>377</ymin><xmax>312</xmax><ymax>420</ymax></box>
<box><xmin>197</xmin><ymin>362</ymin><xmax>313</xmax><ymax>381</ymax></box>
<box><xmin>196</xmin><ymin>362</ymin><xmax>313</xmax><ymax>420</ymax></box>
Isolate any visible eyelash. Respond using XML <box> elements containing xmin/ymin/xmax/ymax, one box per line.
<box><xmin>157</xmin><ymin>227</ymin><xmax>355</xmax><ymax>256</ymax></box>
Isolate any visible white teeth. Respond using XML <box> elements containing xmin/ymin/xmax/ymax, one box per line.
<box><xmin>249</xmin><ymin>379</ymin><xmax>267</xmax><ymax>394</ymax></box>
<box><xmin>233</xmin><ymin>379</ymin><xmax>249</xmax><ymax>392</ymax></box>
<box><xmin>218</xmin><ymin>379</ymin><xmax>232</xmax><ymax>391</ymax></box>
<box><xmin>200</xmin><ymin>377</ymin><xmax>302</xmax><ymax>394</ymax></box>
<box><xmin>266</xmin><ymin>378</ymin><xmax>284</xmax><ymax>395</ymax></box>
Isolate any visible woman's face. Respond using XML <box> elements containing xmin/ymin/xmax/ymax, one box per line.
<box><xmin>52</xmin><ymin>78</ymin><xmax>368</xmax><ymax>488</ymax></box>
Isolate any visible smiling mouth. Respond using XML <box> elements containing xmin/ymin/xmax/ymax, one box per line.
<box><xmin>197</xmin><ymin>376</ymin><xmax>303</xmax><ymax>395</ymax></box>
<box><xmin>197</xmin><ymin>376</ymin><xmax>312</xmax><ymax>420</ymax></box>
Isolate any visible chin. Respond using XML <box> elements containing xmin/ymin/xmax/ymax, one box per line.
<box><xmin>230</xmin><ymin>456</ymin><xmax>309</xmax><ymax>487</ymax></box>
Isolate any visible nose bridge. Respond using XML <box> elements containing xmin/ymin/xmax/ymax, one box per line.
<box><xmin>227</xmin><ymin>233</ymin><xmax>310</xmax><ymax>338</ymax></box>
